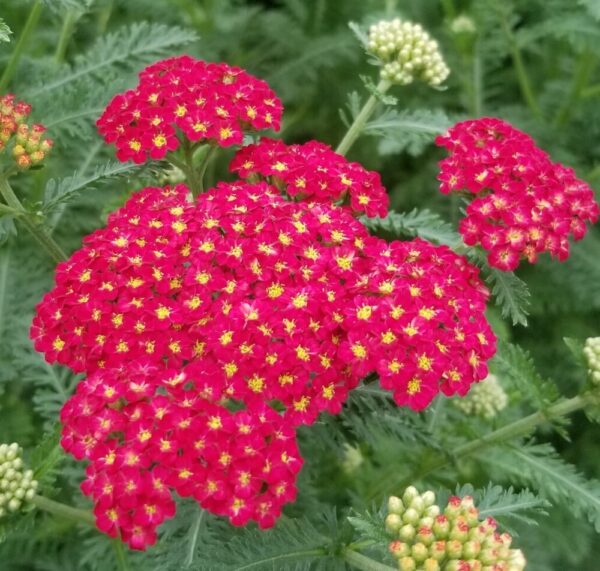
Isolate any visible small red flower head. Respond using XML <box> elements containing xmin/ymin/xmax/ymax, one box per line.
<box><xmin>436</xmin><ymin>117</ymin><xmax>599</xmax><ymax>271</ymax></box>
<box><xmin>230</xmin><ymin>137</ymin><xmax>389</xmax><ymax>217</ymax></box>
<box><xmin>97</xmin><ymin>56</ymin><xmax>283</xmax><ymax>163</ymax></box>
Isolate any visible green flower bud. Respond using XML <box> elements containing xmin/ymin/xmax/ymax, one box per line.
<box><xmin>423</xmin><ymin>559</ymin><xmax>440</xmax><ymax>571</ymax></box>
<box><xmin>398</xmin><ymin>557</ymin><xmax>416</xmax><ymax>571</ymax></box>
<box><xmin>450</xmin><ymin>15</ymin><xmax>476</xmax><ymax>35</ymax></box>
<box><xmin>386</xmin><ymin>513</ymin><xmax>403</xmax><ymax>533</ymax></box>
<box><xmin>410</xmin><ymin>496</ymin><xmax>425</xmax><ymax>513</ymax></box>
<box><xmin>584</xmin><ymin>337</ymin><xmax>600</xmax><ymax>385</ymax></box>
<box><xmin>446</xmin><ymin>539</ymin><xmax>463</xmax><ymax>559</ymax></box>
<box><xmin>422</xmin><ymin>491</ymin><xmax>436</xmax><ymax>507</ymax></box>
<box><xmin>430</xmin><ymin>540</ymin><xmax>447</xmax><ymax>561</ymax></box>
<box><xmin>0</xmin><ymin>442</ymin><xmax>38</xmax><ymax>520</ymax></box>
<box><xmin>411</xmin><ymin>542</ymin><xmax>429</xmax><ymax>562</ymax></box>
<box><xmin>403</xmin><ymin>508</ymin><xmax>420</xmax><ymax>525</ymax></box>
<box><xmin>454</xmin><ymin>374</ymin><xmax>508</xmax><ymax>419</ymax></box>
<box><xmin>403</xmin><ymin>486</ymin><xmax>419</xmax><ymax>505</ymax></box>
<box><xmin>388</xmin><ymin>495</ymin><xmax>405</xmax><ymax>515</ymax></box>
<box><xmin>463</xmin><ymin>540</ymin><xmax>481</xmax><ymax>559</ymax></box>
<box><xmin>399</xmin><ymin>524</ymin><xmax>416</xmax><ymax>542</ymax></box>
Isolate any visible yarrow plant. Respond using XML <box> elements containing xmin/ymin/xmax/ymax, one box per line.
<box><xmin>2</xmin><ymin>7</ymin><xmax>600</xmax><ymax>570</ymax></box>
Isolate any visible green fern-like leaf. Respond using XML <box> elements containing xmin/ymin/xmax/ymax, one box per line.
<box><xmin>364</xmin><ymin>108</ymin><xmax>452</xmax><ymax>156</ymax></box>
<box><xmin>466</xmin><ymin>249</ymin><xmax>530</xmax><ymax>326</ymax></box>
<box><xmin>491</xmin><ymin>340</ymin><xmax>560</xmax><ymax>409</ymax></box>
<box><xmin>0</xmin><ymin>18</ymin><xmax>12</xmax><ymax>43</ymax></box>
<box><xmin>482</xmin><ymin>443</ymin><xmax>600</xmax><ymax>532</ymax></box>
<box><xmin>363</xmin><ymin>209</ymin><xmax>460</xmax><ymax>247</ymax></box>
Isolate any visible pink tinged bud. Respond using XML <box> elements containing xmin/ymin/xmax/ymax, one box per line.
<box><xmin>479</xmin><ymin>548</ymin><xmax>499</xmax><ymax>565</ymax></box>
<box><xmin>16</xmin><ymin>154</ymin><xmax>31</xmax><ymax>169</ymax></box>
<box><xmin>411</xmin><ymin>542</ymin><xmax>429</xmax><ymax>562</ymax></box>
<box><xmin>31</xmin><ymin>150</ymin><xmax>45</xmax><ymax>164</ymax></box>
<box><xmin>417</xmin><ymin>526</ymin><xmax>434</xmax><ymax>546</ymax></box>
<box><xmin>468</xmin><ymin>561</ymin><xmax>483</xmax><ymax>571</ymax></box>
<box><xmin>447</xmin><ymin>539</ymin><xmax>464</xmax><ymax>559</ymax></box>
<box><xmin>430</xmin><ymin>540</ymin><xmax>447</xmax><ymax>561</ymax></box>
<box><xmin>449</xmin><ymin>516</ymin><xmax>470</xmax><ymax>541</ymax></box>
<box><xmin>445</xmin><ymin>560</ymin><xmax>472</xmax><ymax>571</ymax></box>
<box><xmin>40</xmin><ymin>139</ymin><xmax>53</xmax><ymax>152</ymax></box>
<box><xmin>389</xmin><ymin>540</ymin><xmax>410</xmax><ymax>558</ymax></box>
<box><xmin>433</xmin><ymin>515</ymin><xmax>450</xmax><ymax>538</ymax></box>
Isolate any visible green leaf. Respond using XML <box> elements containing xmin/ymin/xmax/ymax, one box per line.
<box><xmin>483</xmin><ymin>443</ymin><xmax>600</xmax><ymax>533</ymax></box>
<box><xmin>0</xmin><ymin>18</ymin><xmax>12</xmax><ymax>43</ymax></box>
<box><xmin>347</xmin><ymin>505</ymin><xmax>389</xmax><ymax>545</ymax></box>
<box><xmin>364</xmin><ymin>108</ymin><xmax>452</xmax><ymax>156</ymax></box>
<box><xmin>466</xmin><ymin>249</ymin><xmax>530</xmax><ymax>326</ymax></box>
<box><xmin>43</xmin><ymin>160</ymin><xmax>142</xmax><ymax>214</ymax></box>
<box><xmin>25</xmin><ymin>22</ymin><xmax>198</xmax><ymax>98</ymax></box>
<box><xmin>363</xmin><ymin>209</ymin><xmax>460</xmax><ymax>247</ymax></box>
<box><xmin>492</xmin><ymin>341</ymin><xmax>560</xmax><ymax>409</ymax></box>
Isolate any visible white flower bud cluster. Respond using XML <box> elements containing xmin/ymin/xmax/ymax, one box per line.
<box><xmin>386</xmin><ymin>487</ymin><xmax>527</xmax><ymax>570</ymax></box>
<box><xmin>454</xmin><ymin>375</ymin><xmax>508</xmax><ymax>419</ymax></box>
<box><xmin>367</xmin><ymin>19</ymin><xmax>450</xmax><ymax>86</ymax></box>
<box><xmin>341</xmin><ymin>443</ymin><xmax>364</xmax><ymax>474</ymax></box>
<box><xmin>584</xmin><ymin>337</ymin><xmax>600</xmax><ymax>385</ymax></box>
<box><xmin>0</xmin><ymin>443</ymin><xmax>38</xmax><ymax>519</ymax></box>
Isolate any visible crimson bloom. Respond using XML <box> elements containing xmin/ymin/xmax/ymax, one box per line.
<box><xmin>97</xmin><ymin>56</ymin><xmax>283</xmax><ymax>163</ymax></box>
<box><xmin>436</xmin><ymin>117</ymin><xmax>599</xmax><ymax>270</ymax></box>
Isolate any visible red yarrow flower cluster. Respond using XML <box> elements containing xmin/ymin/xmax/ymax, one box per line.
<box><xmin>32</xmin><ymin>181</ymin><xmax>495</xmax><ymax>546</ymax></box>
<box><xmin>436</xmin><ymin>117</ymin><xmax>599</xmax><ymax>271</ymax></box>
<box><xmin>0</xmin><ymin>94</ymin><xmax>53</xmax><ymax>169</ymax></box>
<box><xmin>97</xmin><ymin>56</ymin><xmax>283</xmax><ymax>163</ymax></box>
<box><xmin>230</xmin><ymin>137</ymin><xmax>389</xmax><ymax>217</ymax></box>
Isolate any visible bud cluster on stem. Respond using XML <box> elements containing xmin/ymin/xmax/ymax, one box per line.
<box><xmin>368</xmin><ymin>19</ymin><xmax>450</xmax><ymax>86</ymax></box>
<box><xmin>454</xmin><ymin>375</ymin><xmax>508</xmax><ymax>419</ymax></box>
<box><xmin>0</xmin><ymin>443</ymin><xmax>38</xmax><ymax>519</ymax></box>
<box><xmin>386</xmin><ymin>487</ymin><xmax>526</xmax><ymax>571</ymax></box>
<box><xmin>584</xmin><ymin>337</ymin><xmax>600</xmax><ymax>385</ymax></box>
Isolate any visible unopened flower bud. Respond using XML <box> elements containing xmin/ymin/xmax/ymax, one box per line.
<box><xmin>398</xmin><ymin>557</ymin><xmax>416</xmax><ymax>571</ymax></box>
<box><xmin>386</xmin><ymin>513</ymin><xmax>403</xmax><ymax>533</ymax></box>
<box><xmin>411</xmin><ymin>542</ymin><xmax>429</xmax><ymax>562</ymax></box>
<box><xmin>399</xmin><ymin>524</ymin><xmax>416</xmax><ymax>542</ymax></box>
<box><xmin>422</xmin><ymin>490</ymin><xmax>436</xmax><ymax>507</ymax></box>
<box><xmin>0</xmin><ymin>442</ymin><xmax>38</xmax><ymax>520</ymax></box>
<box><xmin>584</xmin><ymin>337</ymin><xmax>600</xmax><ymax>385</ymax></box>
<box><xmin>446</xmin><ymin>539</ymin><xmax>463</xmax><ymax>559</ymax></box>
<box><xmin>423</xmin><ymin>559</ymin><xmax>440</xmax><ymax>571</ymax></box>
<box><xmin>403</xmin><ymin>486</ymin><xmax>419</xmax><ymax>505</ymax></box>
<box><xmin>389</xmin><ymin>540</ymin><xmax>410</xmax><ymax>558</ymax></box>
<box><xmin>450</xmin><ymin>15</ymin><xmax>476</xmax><ymax>35</ymax></box>
<box><xmin>388</xmin><ymin>495</ymin><xmax>405</xmax><ymax>515</ymax></box>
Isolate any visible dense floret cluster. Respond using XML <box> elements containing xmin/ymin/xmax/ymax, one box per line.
<box><xmin>453</xmin><ymin>374</ymin><xmax>508</xmax><ymax>419</ymax></box>
<box><xmin>584</xmin><ymin>337</ymin><xmax>600</xmax><ymax>385</ymax></box>
<box><xmin>0</xmin><ymin>94</ymin><xmax>52</xmax><ymax>169</ymax></box>
<box><xmin>436</xmin><ymin>118</ymin><xmax>600</xmax><ymax>270</ymax></box>
<box><xmin>32</xmin><ymin>181</ymin><xmax>495</xmax><ymax>546</ymax></box>
<box><xmin>230</xmin><ymin>137</ymin><xmax>389</xmax><ymax>217</ymax></box>
<box><xmin>0</xmin><ymin>443</ymin><xmax>38</xmax><ymax>519</ymax></box>
<box><xmin>367</xmin><ymin>19</ymin><xmax>450</xmax><ymax>86</ymax></box>
<box><xmin>386</xmin><ymin>487</ymin><xmax>526</xmax><ymax>570</ymax></box>
<box><xmin>97</xmin><ymin>56</ymin><xmax>283</xmax><ymax>163</ymax></box>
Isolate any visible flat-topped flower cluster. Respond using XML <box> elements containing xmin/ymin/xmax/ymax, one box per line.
<box><xmin>436</xmin><ymin>118</ymin><xmax>599</xmax><ymax>270</ymax></box>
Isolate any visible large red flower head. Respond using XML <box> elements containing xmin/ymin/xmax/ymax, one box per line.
<box><xmin>31</xmin><ymin>181</ymin><xmax>495</xmax><ymax>546</ymax></box>
<box><xmin>96</xmin><ymin>56</ymin><xmax>283</xmax><ymax>163</ymax></box>
<box><xmin>435</xmin><ymin>117</ymin><xmax>599</xmax><ymax>271</ymax></box>
<box><xmin>230</xmin><ymin>137</ymin><xmax>389</xmax><ymax>217</ymax></box>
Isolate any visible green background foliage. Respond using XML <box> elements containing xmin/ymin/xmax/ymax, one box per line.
<box><xmin>0</xmin><ymin>0</ymin><xmax>599</xmax><ymax>569</ymax></box>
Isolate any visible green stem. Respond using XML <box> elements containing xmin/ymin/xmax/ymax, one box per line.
<box><xmin>342</xmin><ymin>549</ymin><xmax>396</xmax><ymax>571</ymax></box>
<box><xmin>0</xmin><ymin>174</ymin><xmax>67</xmax><ymax>263</ymax></box>
<box><xmin>371</xmin><ymin>394</ymin><xmax>588</xmax><ymax>499</ymax></box>
<box><xmin>195</xmin><ymin>144</ymin><xmax>217</xmax><ymax>195</ymax></box>
<box><xmin>335</xmin><ymin>79</ymin><xmax>392</xmax><ymax>156</ymax></box>
<box><xmin>555</xmin><ymin>51</ymin><xmax>596</xmax><ymax>126</ymax></box>
<box><xmin>440</xmin><ymin>0</ymin><xmax>457</xmax><ymax>20</ymax></box>
<box><xmin>112</xmin><ymin>539</ymin><xmax>131</xmax><ymax>571</ymax></box>
<box><xmin>499</xmin><ymin>10</ymin><xmax>542</xmax><ymax>120</ymax></box>
<box><xmin>31</xmin><ymin>495</ymin><xmax>95</xmax><ymax>526</ymax></box>
<box><xmin>183</xmin><ymin>140</ymin><xmax>202</xmax><ymax>197</ymax></box>
<box><xmin>472</xmin><ymin>41</ymin><xmax>483</xmax><ymax>116</ymax></box>
<box><xmin>0</xmin><ymin>0</ymin><xmax>43</xmax><ymax>91</ymax></box>
<box><xmin>54</xmin><ymin>10</ymin><xmax>78</xmax><ymax>63</ymax></box>
<box><xmin>184</xmin><ymin>510</ymin><xmax>205</xmax><ymax>567</ymax></box>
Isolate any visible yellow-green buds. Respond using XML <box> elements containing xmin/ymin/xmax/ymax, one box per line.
<box><xmin>584</xmin><ymin>337</ymin><xmax>600</xmax><ymax>385</ymax></box>
<box><xmin>454</xmin><ymin>374</ymin><xmax>508</xmax><ymax>419</ymax></box>
<box><xmin>367</xmin><ymin>19</ymin><xmax>450</xmax><ymax>86</ymax></box>
<box><xmin>386</xmin><ymin>488</ymin><xmax>526</xmax><ymax>570</ymax></box>
<box><xmin>0</xmin><ymin>443</ymin><xmax>38</xmax><ymax>519</ymax></box>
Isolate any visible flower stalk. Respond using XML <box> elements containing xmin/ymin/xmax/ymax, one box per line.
<box><xmin>336</xmin><ymin>79</ymin><xmax>391</xmax><ymax>156</ymax></box>
<box><xmin>0</xmin><ymin>174</ymin><xmax>67</xmax><ymax>263</ymax></box>
<box><xmin>31</xmin><ymin>494</ymin><xmax>96</xmax><ymax>526</ymax></box>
